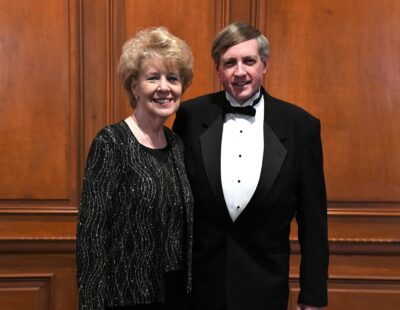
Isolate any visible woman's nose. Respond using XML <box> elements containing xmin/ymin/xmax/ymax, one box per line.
<box><xmin>158</xmin><ymin>77</ymin><xmax>169</xmax><ymax>91</ymax></box>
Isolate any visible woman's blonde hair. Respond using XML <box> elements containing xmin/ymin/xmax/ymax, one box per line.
<box><xmin>117</xmin><ymin>27</ymin><xmax>193</xmax><ymax>108</ymax></box>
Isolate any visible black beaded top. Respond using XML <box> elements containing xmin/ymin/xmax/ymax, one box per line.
<box><xmin>76</xmin><ymin>121</ymin><xmax>193</xmax><ymax>309</ymax></box>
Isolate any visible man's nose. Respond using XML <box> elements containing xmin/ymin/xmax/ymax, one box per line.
<box><xmin>234</xmin><ymin>63</ymin><xmax>246</xmax><ymax>76</ymax></box>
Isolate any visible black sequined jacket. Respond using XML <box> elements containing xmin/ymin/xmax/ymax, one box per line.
<box><xmin>76</xmin><ymin>121</ymin><xmax>193</xmax><ymax>310</ymax></box>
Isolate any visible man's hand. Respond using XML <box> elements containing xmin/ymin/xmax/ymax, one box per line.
<box><xmin>296</xmin><ymin>304</ymin><xmax>322</xmax><ymax>310</ymax></box>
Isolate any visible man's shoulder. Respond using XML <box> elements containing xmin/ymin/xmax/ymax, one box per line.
<box><xmin>267</xmin><ymin>93</ymin><xmax>320</xmax><ymax>124</ymax></box>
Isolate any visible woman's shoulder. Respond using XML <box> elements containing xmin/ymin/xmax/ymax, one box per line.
<box><xmin>164</xmin><ymin>126</ymin><xmax>181</xmax><ymax>141</ymax></box>
<box><xmin>87</xmin><ymin>121</ymin><xmax>133</xmax><ymax>154</ymax></box>
<box><xmin>94</xmin><ymin>121</ymin><xmax>130</xmax><ymax>142</ymax></box>
<box><xmin>164</xmin><ymin>126</ymin><xmax>184</xmax><ymax>150</ymax></box>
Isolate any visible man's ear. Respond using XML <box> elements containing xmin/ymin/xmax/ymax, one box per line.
<box><xmin>215</xmin><ymin>64</ymin><xmax>223</xmax><ymax>79</ymax></box>
<box><xmin>262</xmin><ymin>57</ymin><xmax>269</xmax><ymax>74</ymax></box>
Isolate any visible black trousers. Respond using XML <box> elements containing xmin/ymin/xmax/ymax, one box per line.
<box><xmin>106</xmin><ymin>271</ymin><xmax>188</xmax><ymax>310</ymax></box>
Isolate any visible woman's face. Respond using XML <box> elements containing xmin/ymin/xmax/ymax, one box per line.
<box><xmin>131</xmin><ymin>58</ymin><xmax>183</xmax><ymax>120</ymax></box>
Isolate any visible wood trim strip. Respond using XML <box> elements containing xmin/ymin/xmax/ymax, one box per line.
<box><xmin>291</xmin><ymin>239</ymin><xmax>400</xmax><ymax>255</ymax></box>
<box><xmin>0</xmin><ymin>239</ymin><xmax>76</xmax><ymax>254</ymax></box>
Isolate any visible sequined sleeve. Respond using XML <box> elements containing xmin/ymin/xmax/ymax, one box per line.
<box><xmin>76</xmin><ymin>129</ymin><xmax>120</xmax><ymax>310</ymax></box>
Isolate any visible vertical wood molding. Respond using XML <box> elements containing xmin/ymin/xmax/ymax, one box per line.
<box><xmin>111</xmin><ymin>0</ymin><xmax>127</xmax><ymax>123</ymax></box>
<box><xmin>249</xmin><ymin>0</ymin><xmax>258</xmax><ymax>26</ymax></box>
<box><xmin>213</xmin><ymin>0</ymin><xmax>229</xmax><ymax>91</ymax></box>
<box><xmin>212</xmin><ymin>0</ymin><xmax>268</xmax><ymax>91</ymax></box>
<box><xmin>105</xmin><ymin>0</ymin><xmax>114</xmax><ymax>125</ymax></box>
<box><xmin>69</xmin><ymin>0</ymin><xmax>81</xmax><ymax>210</ymax></box>
<box><xmin>81</xmin><ymin>0</ymin><xmax>111</xmax><ymax>159</ymax></box>
<box><xmin>255</xmin><ymin>0</ymin><xmax>267</xmax><ymax>33</ymax></box>
<box><xmin>214</xmin><ymin>0</ymin><xmax>230</xmax><ymax>30</ymax></box>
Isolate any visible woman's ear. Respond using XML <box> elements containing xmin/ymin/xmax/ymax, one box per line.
<box><xmin>130</xmin><ymin>79</ymin><xmax>136</xmax><ymax>96</ymax></box>
<box><xmin>130</xmin><ymin>79</ymin><xmax>140</xmax><ymax>102</ymax></box>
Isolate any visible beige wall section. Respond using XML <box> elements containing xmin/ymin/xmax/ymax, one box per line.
<box><xmin>0</xmin><ymin>0</ymin><xmax>399</xmax><ymax>309</ymax></box>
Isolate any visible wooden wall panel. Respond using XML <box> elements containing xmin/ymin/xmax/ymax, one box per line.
<box><xmin>263</xmin><ymin>0</ymin><xmax>400</xmax><ymax>203</ymax></box>
<box><xmin>112</xmin><ymin>0</ymin><xmax>274</xmax><ymax>127</ymax></box>
<box><xmin>0</xmin><ymin>0</ymin><xmax>80</xmax><ymax>209</ymax></box>
<box><xmin>290</xmin><ymin>279</ymin><xmax>400</xmax><ymax>310</ymax></box>
<box><xmin>112</xmin><ymin>0</ymin><xmax>219</xmax><ymax>126</ymax></box>
<box><xmin>289</xmin><ymin>252</ymin><xmax>400</xmax><ymax>309</ymax></box>
<box><xmin>0</xmin><ymin>0</ymin><xmax>80</xmax><ymax>309</ymax></box>
<box><xmin>261</xmin><ymin>0</ymin><xmax>400</xmax><ymax>308</ymax></box>
<box><xmin>0</xmin><ymin>274</ymin><xmax>51</xmax><ymax>310</ymax></box>
<box><xmin>81</xmin><ymin>0</ymin><xmax>115</xmax><ymax>156</ymax></box>
<box><xmin>0</xmin><ymin>253</ymin><xmax>77</xmax><ymax>310</ymax></box>
<box><xmin>0</xmin><ymin>0</ymin><xmax>399</xmax><ymax>309</ymax></box>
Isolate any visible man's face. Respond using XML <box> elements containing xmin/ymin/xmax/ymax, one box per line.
<box><xmin>216</xmin><ymin>39</ymin><xmax>267</xmax><ymax>104</ymax></box>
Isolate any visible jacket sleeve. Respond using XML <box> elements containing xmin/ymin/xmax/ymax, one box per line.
<box><xmin>296</xmin><ymin>119</ymin><xmax>329</xmax><ymax>307</ymax></box>
<box><xmin>76</xmin><ymin>130</ymin><xmax>119</xmax><ymax>310</ymax></box>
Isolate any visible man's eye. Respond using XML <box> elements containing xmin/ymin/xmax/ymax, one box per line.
<box><xmin>224</xmin><ymin>61</ymin><xmax>235</xmax><ymax>67</ymax></box>
<box><xmin>245</xmin><ymin>59</ymin><xmax>256</xmax><ymax>65</ymax></box>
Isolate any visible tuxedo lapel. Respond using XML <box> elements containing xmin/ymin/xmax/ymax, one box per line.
<box><xmin>256</xmin><ymin>89</ymin><xmax>287</xmax><ymax>202</ymax></box>
<box><xmin>200</xmin><ymin>110</ymin><xmax>232</xmax><ymax>219</ymax></box>
<box><xmin>254</xmin><ymin>122</ymin><xmax>287</xmax><ymax>204</ymax></box>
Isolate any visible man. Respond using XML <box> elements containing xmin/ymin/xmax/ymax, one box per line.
<box><xmin>173</xmin><ymin>22</ymin><xmax>328</xmax><ymax>310</ymax></box>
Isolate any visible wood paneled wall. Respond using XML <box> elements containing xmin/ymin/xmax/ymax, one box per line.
<box><xmin>263</xmin><ymin>1</ymin><xmax>400</xmax><ymax>308</ymax></box>
<box><xmin>0</xmin><ymin>0</ymin><xmax>79</xmax><ymax>309</ymax></box>
<box><xmin>0</xmin><ymin>0</ymin><xmax>399</xmax><ymax>309</ymax></box>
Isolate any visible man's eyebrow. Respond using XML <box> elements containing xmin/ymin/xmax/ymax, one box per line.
<box><xmin>243</xmin><ymin>55</ymin><xmax>258</xmax><ymax>59</ymax></box>
<box><xmin>222</xmin><ymin>57</ymin><xmax>236</xmax><ymax>62</ymax></box>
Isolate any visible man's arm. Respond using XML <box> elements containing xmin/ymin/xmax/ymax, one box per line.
<box><xmin>296</xmin><ymin>118</ymin><xmax>329</xmax><ymax>307</ymax></box>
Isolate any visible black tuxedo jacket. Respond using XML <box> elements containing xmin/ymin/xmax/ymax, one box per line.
<box><xmin>173</xmin><ymin>89</ymin><xmax>328</xmax><ymax>310</ymax></box>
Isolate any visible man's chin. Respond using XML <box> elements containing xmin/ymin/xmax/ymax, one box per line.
<box><xmin>232</xmin><ymin>92</ymin><xmax>253</xmax><ymax>104</ymax></box>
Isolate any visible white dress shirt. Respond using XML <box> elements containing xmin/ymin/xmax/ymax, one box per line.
<box><xmin>221</xmin><ymin>90</ymin><xmax>265</xmax><ymax>221</ymax></box>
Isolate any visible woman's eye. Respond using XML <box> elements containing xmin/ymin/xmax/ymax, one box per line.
<box><xmin>168</xmin><ymin>76</ymin><xmax>180</xmax><ymax>82</ymax></box>
<box><xmin>147</xmin><ymin>76</ymin><xmax>159</xmax><ymax>81</ymax></box>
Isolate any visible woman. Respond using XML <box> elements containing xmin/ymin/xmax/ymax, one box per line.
<box><xmin>76</xmin><ymin>27</ymin><xmax>194</xmax><ymax>310</ymax></box>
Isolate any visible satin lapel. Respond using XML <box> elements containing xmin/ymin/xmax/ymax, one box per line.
<box><xmin>256</xmin><ymin>88</ymin><xmax>287</xmax><ymax>203</ymax></box>
<box><xmin>200</xmin><ymin>114</ymin><xmax>231</xmax><ymax>218</ymax></box>
<box><xmin>255</xmin><ymin>122</ymin><xmax>287</xmax><ymax>204</ymax></box>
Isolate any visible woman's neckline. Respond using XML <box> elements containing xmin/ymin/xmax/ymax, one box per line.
<box><xmin>124</xmin><ymin>115</ymin><xmax>168</xmax><ymax>149</ymax></box>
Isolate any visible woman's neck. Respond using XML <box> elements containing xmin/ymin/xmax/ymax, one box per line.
<box><xmin>125</xmin><ymin>113</ymin><xmax>167</xmax><ymax>149</ymax></box>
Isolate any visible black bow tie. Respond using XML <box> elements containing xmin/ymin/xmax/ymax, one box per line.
<box><xmin>222</xmin><ymin>105</ymin><xmax>256</xmax><ymax>116</ymax></box>
<box><xmin>222</xmin><ymin>94</ymin><xmax>262</xmax><ymax>117</ymax></box>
